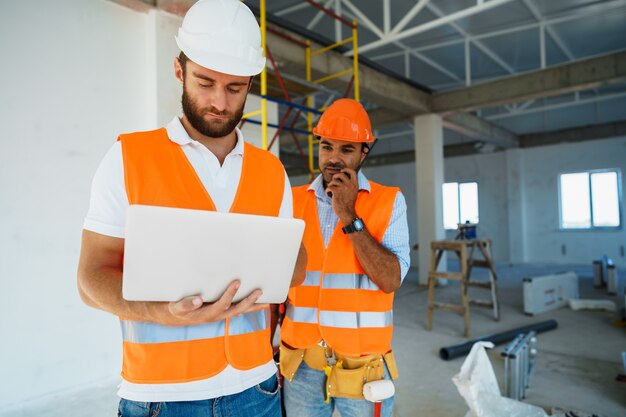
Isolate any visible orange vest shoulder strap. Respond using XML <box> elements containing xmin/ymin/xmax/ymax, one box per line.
<box><xmin>118</xmin><ymin>128</ymin><xmax>217</xmax><ymax>210</ymax></box>
<box><xmin>231</xmin><ymin>142</ymin><xmax>285</xmax><ymax>216</ymax></box>
<box><xmin>355</xmin><ymin>181</ymin><xmax>398</xmax><ymax>241</ymax></box>
<box><xmin>292</xmin><ymin>184</ymin><xmax>313</xmax><ymax>218</ymax></box>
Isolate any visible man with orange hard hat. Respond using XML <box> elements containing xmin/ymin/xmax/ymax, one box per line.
<box><xmin>279</xmin><ymin>98</ymin><xmax>410</xmax><ymax>417</ymax></box>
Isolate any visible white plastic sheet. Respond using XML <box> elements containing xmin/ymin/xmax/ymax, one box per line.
<box><xmin>452</xmin><ymin>341</ymin><xmax>549</xmax><ymax>417</ymax></box>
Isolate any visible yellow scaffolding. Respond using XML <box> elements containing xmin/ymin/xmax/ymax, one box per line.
<box><xmin>241</xmin><ymin>0</ymin><xmax>269</xmax><ymax>150</ymax></box>
<box><xmin>242</xmin><ymin>0</ymin><xmax>361</xmax><ymax>178</ymax></box>
<box><xmin>306</xmin><ymin>20</ymin><xmax>360</xmax><ymax>177</ymax></box>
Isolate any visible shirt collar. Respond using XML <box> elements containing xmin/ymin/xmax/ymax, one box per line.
<box><xmin>165</xmin><ymin>116</ymin><xmax>245</xmax><ymax>156</ymax></box>
<box><xmin>308</xmin><ymin>170</ymin><xmax>371</xmax><ymax>199</ymax></box>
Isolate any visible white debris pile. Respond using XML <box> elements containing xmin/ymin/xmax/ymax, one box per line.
<box><xmin>452</xmin><ymin>341</ymin><xmax>548</xmax><ymax>417</ymax></box>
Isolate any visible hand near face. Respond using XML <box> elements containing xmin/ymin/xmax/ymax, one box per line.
<box><xmin>328</xmin><ymin>168</ymin><xmax>359</xmax><ymax>221</ymax></box>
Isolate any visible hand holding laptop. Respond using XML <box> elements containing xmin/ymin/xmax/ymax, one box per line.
<box><xmin>164</xmin><ymin>280</ymin><xmax>266</xmax><ymax>326</ymax></box>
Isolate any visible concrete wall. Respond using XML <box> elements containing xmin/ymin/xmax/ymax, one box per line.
<box><xmin>0</xmin><ymin>0</ymin><xmax>148</xmax><ymax>410</ymax></box>
<box><xmin>365</xmin><ymin>151</ymin><xmax>509</xmax><ymax>265</ymax></box>
<box><xmin>0</xmin><ymin>0</ymin><xmax>278</xmax><ymax>411</ymax></box>
<box><xmin>444</xmin><ymin>151</ymin><xmax>511</xmax><ymax>261</ymax></box>
<box><xmin>522</xmin><ymin>136</ymin><xmax>626</xmax><ymax>266</ymax></box>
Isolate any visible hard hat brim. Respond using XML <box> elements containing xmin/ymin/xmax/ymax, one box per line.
<box><xmin>312</xmin><ymin>127</ymin><xmax>375</xmax><ymax>144</ymax></box>
<box><xmin>176</xmin><ymin>36</ymin><xmax>265</xmax><ymax>77</ymax></box>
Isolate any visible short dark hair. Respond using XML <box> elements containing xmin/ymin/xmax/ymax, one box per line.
<box><xmin>178</xmin><ymin>51</ymin><xmax>189</xmax><ymax>77</ymax></box>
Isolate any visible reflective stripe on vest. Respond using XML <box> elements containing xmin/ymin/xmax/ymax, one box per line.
<box><xmin>322</xmin><ymin>272</ymin><xmax>380</xmax><ymax>291</ymax></box>
<box><xmin>121</xmin><ymin>321</ymin><xmax>225</xmax><ymax>344</ymax></box>
<box><xmin>320</xmin><ymin>310</ymin><xmax>393</xmax><ymax>328</ymax></box>
<box><xmin>119</xmin><ymin>129</ymin><xmax>283</xmax><ymax>383</ymax></box>
<box><xmin>228</xmin><ymin>308</ymin><xmax>270</xmax><ymax>336</ymax></box>
<box><xmin>282</xmin><ymin>181</ymin><xmax>399</xmax><ymax>356</ymax></box>
<box><xmin>285</xmin><ymin>305</ymin><xmax>392</xmax><ymax>328</ymax></box>
<box><xmin>286</xmin><ymin>305</ymin><xmax>317</xmax><ymax>324</ymax></box>
<box><xmin>121</xmin><ymin>309</ymin><xmax>268</xmax><ymax>343</ymax></box>
<box><xmin>300</xmin><ymin>270</ymin><xmax>381</xmax><ymax>291</ymax></box>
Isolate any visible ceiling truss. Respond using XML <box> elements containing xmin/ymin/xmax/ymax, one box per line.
<box><xmin>115</xmin><ymin>0</ymin><xmax>626</xmax><ymax>166</ymax></box>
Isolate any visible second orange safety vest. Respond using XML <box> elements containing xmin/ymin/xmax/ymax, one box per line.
<box><xmin>118</xmin><ymin>127</ymin><xmax>285</xmax><ymax>384</ymax></box>
<box><xmin>281</xmin><ymin>181</ymin><xmax>398</xmax><ymax>356</ymax></box>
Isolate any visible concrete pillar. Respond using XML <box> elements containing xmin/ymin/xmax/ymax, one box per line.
<box><xmin>414</xmin><ymin>114</ymin><xmax>446</xmax><ymax>285</ymax></box>
<box><xmin>506</xmin><ymin>148</ymin><xmax>528</xmax><ymax>262</ymax></box>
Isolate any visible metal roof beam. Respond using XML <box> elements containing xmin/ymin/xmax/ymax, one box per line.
<box><xmin>523</xmin><ymin>0</ymin><xmax>574</xmax><ymax>62</ymax></box>
<box><xmin>383</xmin><ymin>0</ymin><xmax>391</xmax><ymax>34</ymax></box>
<box><xmin>342</xmin><ymin>0</ymin><xmax>384</xmax><ymax>38</ymax></box>
<box><xmin>275</xmin><ymin>2</ymin><xmax>310</xmax><ymax>17</ymax></box>
<box><xmin>519</xmin><ymin>120</ymin><xmax>626</xmax><ymax>148</ymax></box>
<box><xmin>367</xmin><ymin>109</ymin><xmax>519</xmax><ymax>150</ymax></box>
<box><xmin>432</xmin><ymin>51</ymin><xmax>626</xmax><ymax>114</ymax></box>
<box><xmin>369</xmin><ymin>0</ymin><xmax>626</xmax><ymax>62</ymax></box>
<box><xmin>264</xmin><ymin>24</ymin><xmax>432</xmax><ymax>115</ymax></box>
<box><xmin>347</xmin><ymin>0</ymin><xmax>516</xmax><ymax>56</ymax></box>
<box><xmin>392</xmin><ymin>42</ymin><xmax>463</xmax><ymax>83</ymax></box>
<box><xmin>425</xmin><ymin>2</ymin><xmax>515</xmax><ymax>78</ymax></box>
<box><xmin>443</xmin><ymin>113</ymin><xmax>519</xmax><ymax>148</ymax></box>
<box><xmin>307</xmin><ymin>0</ymin><xmax>336</xmax><ymax>31</ymax></box>
<box><xmin>389</xmin><ymin>0</ymin><xmax>430</xmax><ymax>36</ymax></box>
<box><xmin>485</xmin><ymin>90</ymin><xmax>626</xmax><ymax>121</ymax></box>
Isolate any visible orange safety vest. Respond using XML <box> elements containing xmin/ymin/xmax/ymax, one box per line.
<box><xmin>281</xmin><ymin>181</ymin><xmax>398</xmax><ymax>357</ymax></box>
<box><xmin>118</xmin><ymin>128</ymin><xmax>285</xmax><ymax>384</ymax></box>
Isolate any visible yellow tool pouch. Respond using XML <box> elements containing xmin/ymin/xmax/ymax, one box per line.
<box><xmin>279</xmin><ymin>342</ymin><xmax>336</xmax><ymax>381</ymax></box>
<box><xmin>328</xmin><ymin>351</ymin><xmax>399</xmax><ymax>399</ymax></box>
<box><xmin>327</xmin><ymin>354</ymin><xmax>386</xmax><ymax>399</ymax></box>
<box><xmin>278</xmin><ymin>343</ymin><xmax>305</xmax><ymax>382</ymax></box>
<box><xmin>383</xmin><ymin>351</ymin><xmax>399</xmax><ymax>380</ymax></box>
<box><xmin>279</xmin><ymin>342</ymin><xmax>399</xmax><ymax>400</ymax></box>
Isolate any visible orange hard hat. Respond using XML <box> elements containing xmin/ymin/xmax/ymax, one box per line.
<box><xmin>312</xmin><ymin>98</ymin><xmax>374</xmax><ymax>144</ymax></box>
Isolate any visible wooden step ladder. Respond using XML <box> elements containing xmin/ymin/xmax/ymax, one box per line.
<box><xmin>426</xmin><ymin>239</ymin><xmax>500</xmax><ymax>337</ymax></box>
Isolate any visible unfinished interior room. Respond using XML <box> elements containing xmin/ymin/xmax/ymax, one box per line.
<box><xmin>1</xmin><ymin>0</ymin><xmax>625</xmax><ymax>416</ymax></box>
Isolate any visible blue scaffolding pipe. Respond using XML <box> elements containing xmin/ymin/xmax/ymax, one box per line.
<box><xmin>261</xmin><ymin>95</ymin><xmax>323</xmax><ymax>115</ymax></box>
<box><xmin>243</xmin><ymin>119</ymin><xmax>312</xmax><ymax>136</ymax></box>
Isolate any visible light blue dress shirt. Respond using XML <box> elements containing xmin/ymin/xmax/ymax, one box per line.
<box><xmin>308</xmin><ymin>171</ymin><xmax>410</xmax><ymax>281</ymax></box>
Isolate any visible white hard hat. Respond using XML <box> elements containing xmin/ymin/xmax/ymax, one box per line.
<box><xmin>175</xmin><ymin>0</ymin><xmax>266</xmax><ymax>76</ymax></box>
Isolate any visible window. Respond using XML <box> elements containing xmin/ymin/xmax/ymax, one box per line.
<box><xmin>443</xmin><ymin>182</ymin><xmax>479</xmax><ymax>230</ymax></box>
<box><xmin>559</xmin><ymin>170</ymin><xmax>622</xmax><ymax>229</ymax></box>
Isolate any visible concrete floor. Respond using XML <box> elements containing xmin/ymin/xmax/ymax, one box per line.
<box><xmin>5</xmin><ymin>263</ymin><xmax>625</xmax><ymax>417</ymax></box>
<box><xmin>393</xmin><ymin>262</ymin><xmax>626</xmax><ymax>417</ymax></box>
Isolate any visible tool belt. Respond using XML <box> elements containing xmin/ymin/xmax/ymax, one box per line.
<box><xmin>279</xmin><ymin>342</ymin><xmax>399</xmax><ymax>400</ymax></box>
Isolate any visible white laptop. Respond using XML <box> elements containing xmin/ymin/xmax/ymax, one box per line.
<box><xmin>122</xmin><ymin>205</ymin><xmax>305</xmax><ymax>304</ymax></box>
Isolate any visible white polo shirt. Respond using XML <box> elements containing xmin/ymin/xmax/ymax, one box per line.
<box><xmin>84</xmin><ymin>117</ymin><xmax>292</xmax><ymax>402</ymax></box>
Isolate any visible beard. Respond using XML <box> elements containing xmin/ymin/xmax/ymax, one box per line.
<box><xmin>181</xmin><ymin>86</ymin><xmax>245</xmax><ymax>138</ymax></box>
<box><xmin>321</xmin><ymin>162</ymin><xmax>346</xmax><ymax>186</ymax></box>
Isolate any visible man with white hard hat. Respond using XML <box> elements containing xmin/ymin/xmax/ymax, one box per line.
<box><xmin>77</xmin><ymin>1</ymin><xmax>305</xmax><ymax>416</ymax></box>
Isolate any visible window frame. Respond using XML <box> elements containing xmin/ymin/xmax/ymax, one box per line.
<box><xmin>558</xmin><ymin>168</ymin><xmax>623</xmax><ymax>231</ymax></box>
<box><xmin>443</xmin><ymin>181</ymin><xmax>480</xmax><ymax>230</ymax></box>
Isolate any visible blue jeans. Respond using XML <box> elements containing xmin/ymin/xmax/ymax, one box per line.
<box><xmin>118</xmin><ymin>374</ymin><xmax>281</xmax><ymax>417</ymax></box>
<box><xmin>283</xmin><ymin>361</ymin><xmax>395</xmax><ymax>417</ymax></box>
